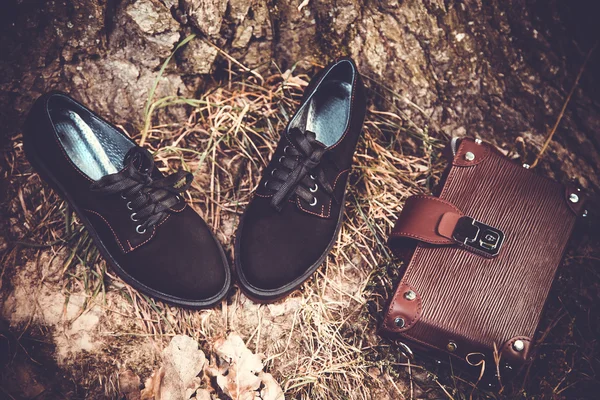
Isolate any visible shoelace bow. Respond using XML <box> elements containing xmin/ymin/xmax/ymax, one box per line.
<box><xmin>266</xmin><ymin>129</ymin><xmax>335</xmax><ymax>211</ymax></box>
<box><xmin>90</xmin><ymin>147</ymin><xmax>193</xmax><ymax>234</ymax></box>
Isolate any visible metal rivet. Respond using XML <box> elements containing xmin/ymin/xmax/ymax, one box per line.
<box><xmin>582</xmin><ymin>209</ymin><xmax>588</xmax><ymax>218</ymax></box>
<box><xmin>522</xmin><ymin>163</ymin><xmax>530</xmax><ymax>169</ymax></box>
<box><xmin>446</xmin><ymin>341</ymin><xmax>457</xmax><ymax>352</ymax></box>
<box><xmin>475</xmin><ymin>138</ymin><xmax>482</xmax><ymax>145</ymax></box>
<box><xmin>569</xmin><ymin>193</ymin><xmax>579</xmax><ymax>203</ymax></box>
<box><xmin>464</xmin><ymin>152</ymin><xmax>475</xmax><ymax>161</ymax></box>
<box><xmin>512</xmin><ymin>340</ymin><xmax>525</xmax><ymax>352</ymax></box>
<box><xmin>394</xmin><ymin>317</ymin><xmax>405</xmax><ymax>328</ymax></box>
<box><xmin>404</xmin><ymin>290</ymin><xmax>416</xmax><ymax>301</ymax></box>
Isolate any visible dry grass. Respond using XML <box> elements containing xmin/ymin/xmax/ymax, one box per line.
<box><xmin>1</xmin><ymin>54</ymin><xmax>599</xmax><ymax>399</ymax></box>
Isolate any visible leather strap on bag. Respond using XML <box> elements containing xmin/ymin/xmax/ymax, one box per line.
<box><xmin>389</xmin><ymin>195</ymin><xmax>505</xmax><ymax>258</ymax></box>
<box><xmin>389</xmin><ymin>196</ymin><xmax>464</xmax><ymax>245</ymax></box>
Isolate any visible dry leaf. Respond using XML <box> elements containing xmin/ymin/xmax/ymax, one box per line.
<box><xmin>259</xmin><ymin>372</ymin><xmax>285</xmax><ymax>400</ymax></box>
<box><xmin>209</xmin><ymin>333</ymin><xmax>284</xmax><ymax>400</ymax></box>
<box><xmin>141</xmin><ymin>369</ymin><xmax>164</xmax><ymax>400</ymax></box>
<box><xmin>123</xmin><ymin>334</ymin><xmax>283</xmax><ymax>400</ymax></box>
<box><xmin>119</xmin><ymin>370</ymin><xmax>142</xmax><ymax>400</ymax></box>
<box><xmin>141</xmin><ymin>335</ymin><xmax>206</xmax><ymax>400</ymax></box>
<box><xmin>192</xmin><ymin>388</ymin><xmax>213</xmax><ymax>400</ymax></box>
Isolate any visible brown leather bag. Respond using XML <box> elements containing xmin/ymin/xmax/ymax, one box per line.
<box><xmin>381</xmin><ymin>137</ymin><xmax>587</xmax><ymax>370</ymax></box>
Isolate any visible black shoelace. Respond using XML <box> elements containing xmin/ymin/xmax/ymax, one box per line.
<box><xmin>265</xmin><ymin>129</ymin><xmax>334</xmax><ymax>211</ymax></box>
<box><xmin>90</xmin><ymin>147</ymin><xmax>193</xmax><ymax>234</ymax></box>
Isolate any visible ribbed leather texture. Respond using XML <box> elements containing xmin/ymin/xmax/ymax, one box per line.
<box><xmin>390</xmin><ymin>139</ymin><xmax>577</xmax><ymax>362</ymax></box>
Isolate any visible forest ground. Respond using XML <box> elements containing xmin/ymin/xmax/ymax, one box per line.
<box><xmin>1</xmin><ymin>51</ymin><xmax>599</xmax><ymax>399</ymax></box>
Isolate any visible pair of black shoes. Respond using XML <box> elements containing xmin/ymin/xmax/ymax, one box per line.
<box><xmin>23</xmin><ymin>58</ymin><xmax>366</xmax><ymax>308</ymax></box>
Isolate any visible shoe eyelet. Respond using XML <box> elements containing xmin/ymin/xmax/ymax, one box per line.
<box><xmin>175</xmin><ymin>195</ymin><xmax>182</xmax><ymax>202</ymax></box>
<box><xmin>130</xmin><ymin>213</ymin><xmax>139</xmax><ymax>222</ymax></box>
<box><xmin>310</xmin><ymin>197</ymin><xmax>318</xmax><ymax>206</ymax></box>
<box><xmin>126</xmin><ymin>201</ymin><xmax>133</xmax><ymax>211</ymax></box>
<box><xmin>278</xmin><ymin>156</ymin><xmax>285</xmax><ymax>163</ymax></box>
<box><xmin>283</xmin><ymin>146</ymin><xmax>290</xmax><ymax>155</ymax></box>
<box><xmin>264</xmin><ymin>180</ymin><xmax>269</xmax><ymax>188</ymax></box>
<box><xmin>120</xmin><ymin>194</ymin><xmax>127</xmax><ymax>200</ymax></box>
<box><xmin>136</xmin><ymin>225</ymin><xmax>146</xmax><ymax>234</ymax></box>
<box><xmin>310</xmin><ymin>174</ymin><xmax>316</xmax><ymax>180</ymax></box>
<box><xmin>310</xmin><ymin>183</ymin><xmax>318</xmax><ymax>193</ymax></box>
<box><xmin>271</xmin><ymin>168</ymin><xmax>277</xmax><ymax>176</ymax></box>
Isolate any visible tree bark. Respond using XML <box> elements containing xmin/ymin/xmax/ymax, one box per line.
<box><xmin>0</xmin><ymin>0</ymin><xmax>598</xmax><ymax>192</ymax></box>
<box><xmin>1</xmin><ymin>0</ymin><xmax>599</xmax><ymax>191</ymax></box>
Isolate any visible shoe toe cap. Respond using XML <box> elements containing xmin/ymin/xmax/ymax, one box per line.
<box><xmin>121</xmin><ymin>209</ymin><xmax>230</xmax><ymax>304</ymax></box>
<box><xmin>237</xmin><ymin>203</ymin><xmax>337</xmax><ymax>292</ymax></box>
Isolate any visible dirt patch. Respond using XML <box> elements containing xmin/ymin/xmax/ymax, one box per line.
<box><xmin>3</xmin><ymin>253</ymin><xmax>101</xmax><ymax>362</ymax></box>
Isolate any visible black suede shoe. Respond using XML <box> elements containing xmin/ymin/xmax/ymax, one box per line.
<box><xmin>23</xmin><ymin>92</ymin><xmax>231</xmax><ymax>308</ymax></box>
<box><xmin>234</xmin><ymin>57</ymin><xmax>366</xmax><ymax>301</ymax></box>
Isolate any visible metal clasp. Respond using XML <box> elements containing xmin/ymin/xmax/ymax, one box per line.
<box><xmin>452</xmin><ymin>216</ymin><xmax>504</xmax><ymax>257</ymax></box>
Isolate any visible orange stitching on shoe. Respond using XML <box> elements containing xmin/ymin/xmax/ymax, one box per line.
<box><xmin>297</xmin><ymin>195</ymin><xmax>330</xmax><ymax>218</ymax></box>
<box><xmin>127</xmin><ymin>213</ymin><xmax>172</xmax><ymax>251</ymax></box>
<box><xmin>333</xmin><ymin>169</ymin><xmax>350</xmax><ymax>189</ymax></box>
<box><xmin>83</xmin><ymin>209</ymin><xmax>128</xmax><ymax>253</ymax></box>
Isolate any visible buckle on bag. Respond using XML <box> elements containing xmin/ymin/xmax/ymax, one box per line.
<box><xmin>452</xmin><ymin>216</ymin><xmax>504</xmax><ymax>257</ymax></box>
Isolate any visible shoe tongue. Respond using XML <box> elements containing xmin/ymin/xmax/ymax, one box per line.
<box><xmin>123</xmin><ymin>146</ymin><xmax>153</xmax><ymax>173</ymax></box>
<box><xmin>288</xmin><ymin>127</ymin><xmax>327</xmax><ymax>149</ymax></box>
